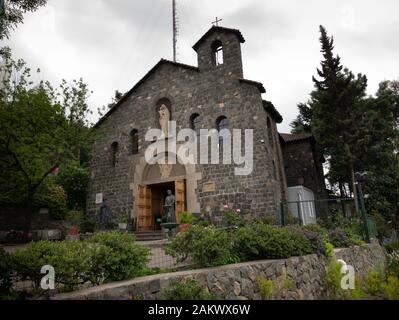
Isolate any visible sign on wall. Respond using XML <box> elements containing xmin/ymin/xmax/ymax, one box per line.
<box><xmin>95</xmin><ymin>193</ymin><xmax>103</xmax><ymax>204</ymax></box>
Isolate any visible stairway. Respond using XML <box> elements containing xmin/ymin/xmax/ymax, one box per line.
<box><xmin>134</xmin><ymin>230</ymin><xmax>165</xmax><ymax>242</ymax></box>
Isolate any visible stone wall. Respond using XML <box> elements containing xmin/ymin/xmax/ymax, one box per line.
<box><xmin>53</xmin><ymin>243</ymin><xmax>385</xmax><ymax>300</ymax></box>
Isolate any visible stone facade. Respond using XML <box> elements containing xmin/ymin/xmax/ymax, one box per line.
<box><xmin>53</xmin><ymin>243</ymin><xmax>386</xmax><ymax>300</ymax></box>
<box><xmin>87</xmin><ymin>26</ymin><xmax>287</xmax><ymax>225</ymax></box>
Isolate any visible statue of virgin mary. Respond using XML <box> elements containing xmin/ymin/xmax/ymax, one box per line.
<box><xmin>158</xmin><ymin>104</ymin><xmax>170</xmax><ymax>137</ymax></box>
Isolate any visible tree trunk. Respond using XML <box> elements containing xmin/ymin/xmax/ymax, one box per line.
<box><xmin>350</xmin><ymin>162</ymin><xmax>360</xmax><ymax>212</ymax></box>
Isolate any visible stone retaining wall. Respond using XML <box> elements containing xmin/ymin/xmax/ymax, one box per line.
<box><xmin>53</xmin><ymin>243</ymin><xmax>385</xmax><ymax>300</ymax></box>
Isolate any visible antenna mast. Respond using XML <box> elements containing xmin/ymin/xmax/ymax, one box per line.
<box><xmin>172</xmin><ymin>0</ymin><xmax>178</xmax><ymax>62</ymax></box>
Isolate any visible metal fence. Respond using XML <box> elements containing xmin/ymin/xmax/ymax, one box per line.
<box><xmin>280</xmin><ymin>198</ymin><xmax>376</xmax><ymax>241</ymax></box>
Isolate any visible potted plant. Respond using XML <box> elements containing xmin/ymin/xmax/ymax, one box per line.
<box><xmin>179</xmin><ymin>211</ymin><xmax>195</xmax><ymax>233</ymax></box>
<box><xmin>118</xmin><ymin>213</ymin><xmax>129</xmax><ymax>230</ymax></box>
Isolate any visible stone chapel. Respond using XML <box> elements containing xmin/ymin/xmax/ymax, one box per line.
<box><xmin>87</xmin><ymin>26</ymin><xmax>326</xmax><ymax>231</ymax></box>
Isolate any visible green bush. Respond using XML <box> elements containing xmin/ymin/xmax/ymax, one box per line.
<box><xmin>0</xmin><ymin>246</ymin><xmax>14</xmax><ymax>299</ymax></box>
<box><xmin>221</xmin><ymin>209</ymin><xmax>246</xmax><ymax>228</ymax></box>
<box><xmin>164</xmin><ymin>278</ymin><xmax>215</xmax><ymax>300</ymax></box>
<box><xmin>80</xmin><ymin>214</ymin><xmax>97</xmax><ymax>233</ymax></box>
<box><xmin>165</xmin><ymin>225</ymin><xmax>238</xmax><ymax>268</ymax></box>
<box><xmin>88</xmin><ymin>231</ymin><xmax>150</xmax><ymax>282</ymax></box>
<box><xmin>13</xmin><ymin>240</ymin><xmax>95</xmax><ymax>292</ymax></box>
<box><xmin>13</xmin><ymin>231</ymin><xmax>150</xmax><ymax>294</ymax></box>
<box><xmin>56</xmin><ymin>162</ymin><xmax>90</xmax><ymax>210</ymax></box>
<box><xmin>232</xmin><ymin>222</ymin><xmax>314</xmax><ymax>261</ymax></box>
<box><xmin>290</xmin><ymin>225</ymin><xmax>327</xmax><ymax>255</ymax></box>
<box><xmin>303</xmin><ymin>224</ymin><xmax>329</xmax><ymax>241</ymax></box>
<box><xmin>328</xmin><ymin>228</ymin><xmax>362</xmax><ymax>248</ymax></box>
<box><xmin>385</xmin><ymin>241</ymin><xmax>399</xmax><ymax>254</ymax></box>
<box><xmin>387</xmin><ymin>251</ymin><xmax>399</xmax><ymax>278</ymax></box>
<box><xmin>179</xmin><ymin>211</ymin><xmax>196</xmax><ymax>224</ymax></box>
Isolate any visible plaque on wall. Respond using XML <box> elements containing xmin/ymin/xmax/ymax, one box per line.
<box><xmin>203</xmin><ymin>181</ymin><xmax>216</xmax><ymax>193</ymax></box>
<box><xmin>95</xmin><ymin>193</ymin><xmax>103</xmax><ymax>204</ymax></box>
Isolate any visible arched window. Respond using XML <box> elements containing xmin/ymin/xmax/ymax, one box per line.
<box><xmin>111</xmin><ymin>142</ymin><xmax>119</xmax><ymax>167</ymax></box>
<box><xmin>216</xmin><ymin>116</ymin><xmax>229</xmax><ymax>131</ymax></box>
<box><xmin>211</xmin><ymin>40</ymin><xmax>223</xmax><ymax>66</ymax></box>
<box><xmin>130</xmin><ymin>129</ymin><xmax>139</xmax><ymax>155</ymax></box>
<box><xmin>267</xmin><ymin>117</ymin><xmax>274</xmax><ymax>149</ymax></box>
<box><xmin>190</xmin><ymin>113</ymin><xmax>201</xmax><ymax>133</ymax></box>
<box><xmin>216</xmin><ymin>116</ymin><xmax>229</xmax><ymax>151</ymax></box>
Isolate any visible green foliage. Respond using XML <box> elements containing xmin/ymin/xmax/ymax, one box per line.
<box><xmin>324</xmin><ymin>241</ymin><xmax>335</xmax><ymax>258</ymax></box>
<box><xmin>384</xmin><ymin>276</ymin><xmax>399</xmax><ymax>300</ymax></box>
<box><xmin>324</xmin><ymin>255</ymin><xmax>346</xmax><ymax>299</ymax></box>
<box><xmin>232</xmin><ymin>222</ymin><xmax>314</xmax><ymax>261</ymax></box>
<box><xmin>328</xmin><ymin>228</ymin><xmax>362</xmax><ymax>248</ymax></box>
<box><xmin>179</xmin><ymin>211</ymin><xmax>196</xmax><ymax>224</ymax></box>
<box><xmin>0</xmin><ymin>0</ymin><xmax>47</xmax><ymax>39</ymax></box>
<box><xmin>56</xmin><ymin>162</ymin><xmax>89</xmax><ymax>210</ymax></box>
<box><xmin>33</xmin><ymin>184</ymin><xmax>68</xmax><ymax>220</ymax></box>
<box><xmin>257</xmin><ymin>271</ymin><xmax>293</xmax><ymax>300</ymax></box>
<box><xmin>87</xmin><ymin>231</ymin><xmax>150</xmax><ymax>282</ymax></box>
<box><xmin>291</xmin><ymin>225</ymin><xmax>327</xmax><ymax>255</ymax></box>
<box><xmin>0</xmin><ymin>246</ymin><xmax>14</xmax><ymax>299</ymax></box>
<box><xmin>303</xmin><ymin>224</ymin><xmax>329</xmax><ymax>241</ymax></box>
<box><xmin>365</xmin><ymin>266</ymin><xmax>386</xmax><ymax>296</ymax></box>
<box><xmin>0</xmin><ymin>48</ymin><xmax>93</xmax><ymax>228</ymax></box>
<box><xmin>386</xmin><ymin>251</ymin><xmax>399</xmax><ymax>278</ymax></box>
<box><xmin>257</xmin><ymin>276</ymin><xmax>275</xmax><ymax>300</ymax></box>
<box><xmin>165</xmin><ymin>225</ymin><xmax>238</xmax><ymax>268</ymax></box>
<box><xmin>80</xmin><ymin>214</ymin><xmax>97</xmax><ymax>233</ymax></box>
<box><xmin>221</xmin><ymin>209</ymin><xmax>246</xmax><ymax>228</ymax></box>
<box><xmin>12</xmin><ymin>231</ymin><xmax>150</xmax><ymax>293</ymax></box>
<box><xmin>164</xmin><ymin>278</ymin><xmax>215</xmax><ymax>300</ymax></box>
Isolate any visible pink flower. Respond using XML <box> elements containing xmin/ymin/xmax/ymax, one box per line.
<box><xmin>223</xmin><ymin>205</ymin><xmax>229</xmax><ymax>209</ymax></box>
<box><xmin>236</xmin><ymin>209</ymin><xmax>241</xmax><ymax>213</ymax></box>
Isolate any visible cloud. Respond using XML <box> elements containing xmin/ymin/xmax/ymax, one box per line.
<box><xmin>3</xmin><ymin>0</ymin><xmax>399</xmax><ymax>131</ymax></box>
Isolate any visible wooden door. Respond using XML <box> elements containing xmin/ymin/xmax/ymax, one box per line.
<box><xmin>175</xmin><ymin>180</ymin><xmax>186</xmax><ymax>222</ymax></box>
<box><xmin>137</xmin><ymin>185</ymin><xmax>152</xmax><ymax>231</ymax></box>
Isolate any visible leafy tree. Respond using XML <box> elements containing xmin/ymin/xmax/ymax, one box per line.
<box><xmin>0</xmin><ymin>0</ymin><xmax>47</xmax><ymax>39</ymax></box>
<box><xmin>97</xmin><ymin>89</ymin><xmax>124</xmax><ymax>117</ymax></box>
<box><xmin>0</xmin><ymin>48</ymin><xmax>92</xmax><ymax>230</ymax></box>
<box><xmin>292</xmin><ymin>26</ymin><xmax>368</xmax><ymax>208</ymax></box>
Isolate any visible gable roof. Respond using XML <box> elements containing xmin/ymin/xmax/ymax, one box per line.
<box><xmin>94</xmin><ymin>59</ymin><xmax>199</xmax><ymax>128</ymax></box>
<box><xmin>192</xmin><ymin>26</ymin><xmax>245</xmax><ymax>51</ymax></box>
<box><xmin>262</xmin><ymin>100</ymin><xmax>283</xmax><ymax>123</ymax></box>
<box><xmin>279</xmin><ymin>133</ymin><xmax>313</xmax><ymax>143</ymax></box>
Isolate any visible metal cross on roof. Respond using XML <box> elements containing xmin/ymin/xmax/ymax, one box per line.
<box><xmin>212</xmin><ymin>17</ymin><xmax>223</xmax><ymax>26</ymax></box>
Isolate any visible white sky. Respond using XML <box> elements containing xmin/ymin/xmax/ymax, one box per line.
<box><xmin>3</xmin><ymin>0</ymin><xmax>399</xmax><ymax>132</ymax></box>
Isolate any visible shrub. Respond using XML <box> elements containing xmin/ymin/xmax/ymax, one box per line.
<box><xmin>385</xmin><ymin>240</ymin><xmax>399</xmax><ymax>254</ymax></box>
<box><xmin>80</xmin><ymin>214</ymin><xmax>97</xmax><ymax>233</ymax></box>
<box><xmin>0</xmin><ymin>246</ymin><xmax>14</xmax><ymax>299</ymax></box>
<box><xmin>165</xmin><ymin>225</ymin><xmax>238</xmax><ymax>268</ymax></box>
<box><xmin>328</xmin><ymin>229</ymin><xmax>361</xmax><ymax>248</ymax></box>
<box><xmin>13</xmin><ymin>240</ymin><xmax>94</xmax><ymax>292</ymax></box>
<box><xmin>257</xmin><ymin>276</ymin><xmax>274</xmax><ymax>299</ymax></box>
<box><xmin>384</xmin><ymin>276</ymin><xmax>399</xmax><ymax>300</ymax></box>
<box><xmin>232</xmin><ymin>222</ymin><xmax>314</xmax><ymax>261</ymax></box>
<box><xmin>221</xmin><ymin>209</ymin><xmax>246</xmax><ymax>228</ymax></box>
<box><xmin>179</xmin><ymin>211</ymin><xmax>196</xmax><ymax>224</ymax></box>
<box><xmin>290</xmin><ymin>225</ymin><xmax>327</xmax><ymax>255</ymax></box>
<box><xmin>87</xmin><ymin>231</ymin><xmax>150</xmax><ymax>282</ymax></box>
<box><xmin>164</xmin><ymin>278</ymin><xmax>215</xmax><ymax>300</ymax></box>
<box><xmin>303</xmin><ymin>224</ymin><xmax>329</xmax><ymax>241</ymax></box>
<box><xmin>387</xmin><ymin>251</ymin><xmax>399</xmax><ymax>277</ymax></box>
<box><xmin>365</xmin><ymin>266</ymin><xmax>386</xmax><ymax>296</ymax></box>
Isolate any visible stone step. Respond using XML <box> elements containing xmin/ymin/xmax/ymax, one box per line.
<box><xmin>134</xmin><ymin>231</ymin><xmax>165</xmax><ymax>241</ymax></box>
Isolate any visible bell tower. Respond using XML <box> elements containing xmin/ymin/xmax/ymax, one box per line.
<box><xmin>192</xmin><ymin>26</ymin><xmax>245</xmax><ymax>79</ymax></box>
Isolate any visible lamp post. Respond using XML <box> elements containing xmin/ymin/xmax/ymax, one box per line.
<box><xmin>355</xmin><ymin>172</ymin><xmax>370</xmax><ymax>243</ymax></box>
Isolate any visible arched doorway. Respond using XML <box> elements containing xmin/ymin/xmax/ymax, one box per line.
<box><xmin>136</xmin><ymin>161</ymin><xmax>187</xmax><ymax>231</ymax></box>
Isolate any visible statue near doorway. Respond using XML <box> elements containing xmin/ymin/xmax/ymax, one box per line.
<box><xmin>164</xmin><ymin>189</ymin><xmax>176</xmax><ymax>223</ymax></box>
